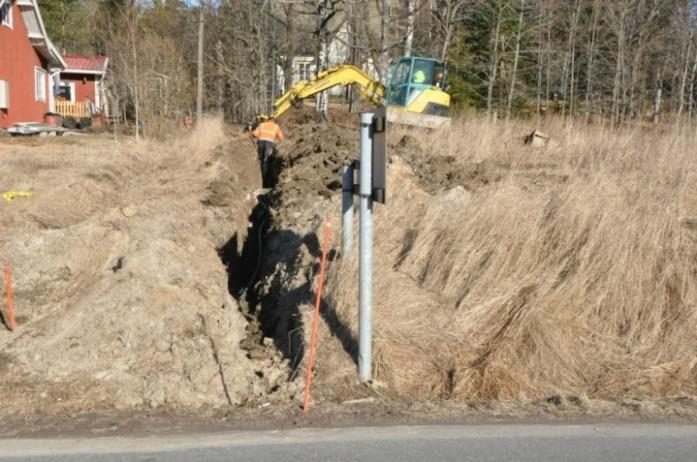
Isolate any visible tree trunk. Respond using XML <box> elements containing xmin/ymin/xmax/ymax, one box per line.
<box><xmin>654</xmin><ymin>72</ymin><xmax>662</xmax><ymax>125</ymax></box>
<box><xmin>271</xmin><ymin>14</ymin><xmax>277</xmax><ymax>109</ymax></box>
<box><xmin>535</xmin><ymin>1</ymin><xmax>544</xmax><ymax>115</ymax></box>
<box><xmin>486</xmin><ymin>3</ymin><xmax>503</xmax><ymax>118</ymax></box>
<box><xmin>379</xmin><ymin>0</ymin><xmax>389</xmax><ymax>81</ymax></box>
<box><xmin>567</xmin><ymin>0</ymin><xmax>581</xmax><ymax>117</ymax></box>
<box><xmin>545</xmin><ymin>7</ymin><xmax>551</xmax><ymax>107</ymax></box>
<box><xmin>196</xmin><ymin>3</ymin><xmax>204</xmax><ymax>121</ymax></box>
<box><xmin>506</xmin><ymin>0</ymin><xmax>524</xmax><ymax>122</ymax></box>
<box><xmin>283</xmin><ymin>4</ymin><xmax>297</xmax><ymax>93</ymax></box>
<box><xmin>441</xmin><ymin>1</ymin><xmax>464</xmax><ymax>62</ymax></box>
<box><xmin>131</xmin><ymin>1</ymin><xmax>140</xmax><ymax>141</ymax></box>
<box><xmin>315</xmin><ymin>34</ymin><xmax>328</xmax><ymax>124</ymax></box>
<box><xmin>585</xmin><ymin>0</ymin><xmax>599</xmax><ymax>122</ymax></box>
<box><xmin>688</xmin><ymin>46</ymin><xmax>697</xmax><ymax>123</ymax></box>
<box><xmin>678</xmin><ymin>32</ymin><xmax>693</xmax><ymax>117</ymax></box>
<box><xmin>216</xmin><ymin>41</ymin><xmax>224</xmax><ymax>113</ymax></box>
<box><xmin>405</xmin><ymin>0</ymin><xmax>416</xmax><ymax>56</ymax></box>
<box><xmin>628</xmin><ymin>0</ymin><xmax>653</xmax><ymax>120</ymax></box>
<box><xmin>611</xmin><ymin>1</ymin><xmax>627</xmax><ymax>127</ymax></box>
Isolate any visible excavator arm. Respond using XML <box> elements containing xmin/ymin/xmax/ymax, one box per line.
<box><xmin>265</xmin><ymin>65</ymin><xmax>385</xmax><ymax>120</ymax></box>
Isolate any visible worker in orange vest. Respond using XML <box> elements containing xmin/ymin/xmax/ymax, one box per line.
<box><xmin>251</xmin><ymin>117</ymin><xmax>285</xmax><ymax>187</ymax></box>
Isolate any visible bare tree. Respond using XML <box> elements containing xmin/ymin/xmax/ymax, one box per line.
<box><xmin>486</xmin><ymin>1</ymin><xmax>505</xmax><ymax>118</ymax></box>
<box><xmin>432</xmin><ymin>0</ymin><xmax>466</xmax><ymax>61</ymax></box>
<box><xmin>585</xmin><ymin>0</ymin><xmax>600</xmax><ymax>121</ymax></box>
<box><xmin>506</xmin><ymin>0</ymin><xmax>525</xmax><ymax>122</ymax></box>
<box><xmin>197</xmin><ymin>2</ymin><xmax>205</xmax><ymax>120</ymax></box>
<box><xmin>130</xmin><ymin>0</ymin><xmax>140</xmax><ymax>141</ymax></box>
<box><xmin>404</xmin><ymin>0</ymin><xmax>416</xmax><ymax>56</ymax></box>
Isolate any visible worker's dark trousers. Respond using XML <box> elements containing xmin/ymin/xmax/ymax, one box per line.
<box><xmin>257</xmin><ymin>140</ymin><xmax>275</xmax><ymax>188</ymax></box>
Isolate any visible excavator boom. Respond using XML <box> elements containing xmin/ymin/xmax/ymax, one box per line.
<box><xmin>269</xmin><ymin>65</ymin><xmax>385</xmax><ymax>119</ymax></box>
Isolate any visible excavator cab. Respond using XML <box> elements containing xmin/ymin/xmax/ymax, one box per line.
<box><xmin>385</xmin><ymin>56</ymin><xmax>451</xmax><ymax>127</ymax></box>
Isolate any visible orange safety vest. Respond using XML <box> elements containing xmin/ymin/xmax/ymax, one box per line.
<box><xmin>253</xmin><ymin>121</ymin><xmax>285</xmax><ymax>143</ymax></box>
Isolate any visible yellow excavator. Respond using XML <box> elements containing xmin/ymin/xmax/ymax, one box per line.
<box><xmin>259</xmin><ymin>56</ymin><xmax>451</xmax><ymax>129</ymax></box>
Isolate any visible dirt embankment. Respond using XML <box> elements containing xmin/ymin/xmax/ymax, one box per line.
<box><xmin>0</xmin><ymin>120</ymin><xmax>297</xmax><ymax>414</ymax></box>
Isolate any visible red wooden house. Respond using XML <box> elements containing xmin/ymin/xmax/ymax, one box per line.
<box><xmin>57</xmin><ymin>54</ymin><xmax>109</xmax><ymax>118</ymax></box>
<box><xmin>0</xmin><ymin>0</ymin><xmax>65</xmax><ymax>129</ymax></box>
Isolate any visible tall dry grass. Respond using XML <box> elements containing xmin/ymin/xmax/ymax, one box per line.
<box><xmin>325</xmin><ymin>117</ymin><xmax>697</xmax><ymax>400</ymax></box>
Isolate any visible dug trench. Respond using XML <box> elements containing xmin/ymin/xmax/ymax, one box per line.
<box><xmin>220</xmin><ymin>120</ymin><xmax>516</xmax><ymax>403</ymax></box>
<box><xmin>219</xmin><ymin>122</ymin><xmax>358</xmax><ymax>387</ymax></box>
<box><xmin>218</xmin><ymin>116</ymin><xmax>697</xmax><ymax>414</ymax></box>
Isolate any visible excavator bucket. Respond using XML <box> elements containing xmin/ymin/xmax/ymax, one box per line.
<box><xmin>386</xmin><ymin>108</ymin><xmax>451</xmax><ymax>130</ymax></box>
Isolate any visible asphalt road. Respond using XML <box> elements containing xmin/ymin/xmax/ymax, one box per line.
<box><xmin>1</xmin><ymin>424</ymin><xmax>696</xmax><ymax>461</ymax></box>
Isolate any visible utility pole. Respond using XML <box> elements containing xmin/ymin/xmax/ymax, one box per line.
<box><xmin>196</xmin><ymin>1</ymin><xmax>205</xmax><ymax>121</ymax></box>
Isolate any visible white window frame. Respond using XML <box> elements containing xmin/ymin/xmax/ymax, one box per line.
<box><xmin>35</xmin><ymin>67</ymin><xmax>47</xmax><ymax>103</ymax></box>
<box><xmin>295</xmin><ymin>60</ymin><xmax>315</xmax><ymax>83</ymax></box>
<box><xmin>0</xmin><ymin>80</ymin><xmax>9</xmax><ymax>109</ymax></box>
<box><xmin>1</xmin><ymin>2</ymin><xmax>12</xmax><ymax>29</ymax></box>
<box><xmin>58</xmin><ymin>81</ymin><xmax>76</xmax><ymax>103</ymax></box>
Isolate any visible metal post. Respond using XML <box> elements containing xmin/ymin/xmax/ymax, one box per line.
<box><xmin>342</xmin><ymin>165</ymin><xmax>355</xmax><ymax>255</ymax></box>
<box><xmin>358</xmin><ymin>112</ymin><xmax>374</xmax><ymax>383</ymax></box>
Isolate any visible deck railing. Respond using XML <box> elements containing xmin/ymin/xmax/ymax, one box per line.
<box><xmin>54</xmin><ymin>100</ymin><xmax>90</xmax><ymax>118</ymax></box>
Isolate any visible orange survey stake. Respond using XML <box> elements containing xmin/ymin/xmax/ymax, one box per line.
<box><xmin>4</xmin><ymin>267</ymin><xmax>16</xmax><ymax>332</ymax></box>
<box><xmin>303</xmin><ymin>218</ymin><xmax>333</xmax><ymax>412</ymax></box>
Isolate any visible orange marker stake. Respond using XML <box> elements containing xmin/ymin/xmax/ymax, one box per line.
<box><xmin>303</xmin><ymin>218</ymin><xmax>333</xmax><ymax>412</ymax></box>
<box><xmin>4</xmin><ymin>267</ymin><xmax>16</xmax><ymax>332</ymax></box>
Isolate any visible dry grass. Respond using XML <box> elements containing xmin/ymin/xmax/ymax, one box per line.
<box><xmin>325</xmin><ymin>117</ymin><xmax>697</xmax><ymax>401</ymax></box>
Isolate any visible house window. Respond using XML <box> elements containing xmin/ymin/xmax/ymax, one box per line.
<box><xmin>56</xmin><ymin>82</ymin><xmax>75</xmax><ymax>103</ymax></box>
<box><xmin>35</xmin><ymin>67</ymin><xmax>47</xmax><ymax>102</ymax></box>
<box><xmin>298</xmin><ymin>62</ymin><xmax>313</xmax><ymax>82</ymax></box>
<box><xmin>0</xmin><ymin>2</ymin><xmax>12</xmax><ymax>29</ymax></box>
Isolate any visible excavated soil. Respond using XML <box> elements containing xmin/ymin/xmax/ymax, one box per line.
<box><xmin>0</xmin><ymin>125</ymin><xmax>298</xmax><ymax>415</ymax></box>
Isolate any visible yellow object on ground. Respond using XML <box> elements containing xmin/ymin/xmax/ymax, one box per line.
<box><xmin>2</xmin><ymin>191</ymin><xmax>33</xmax><ymax>201</ymax></box>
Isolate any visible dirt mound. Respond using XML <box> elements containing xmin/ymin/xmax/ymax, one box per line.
<box><xmin>269</xmin><ymin>123</ymin><xmax>358</xmax><ymax>221</ymax></box>
<box><xmin>0</xmin><ymin>120</ymin><xmax>297</xmax><ymax>414</ymax></box>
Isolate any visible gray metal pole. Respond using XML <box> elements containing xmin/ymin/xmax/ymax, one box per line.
<box><xmin>358</xmin><ymin>112</ymin><xmax>374</xmax><ymax>383</ymax></box>
<box><xmin>342</xmin><ymin>165</ymin><xmax>355</xmax><ymax>255</ymax></box>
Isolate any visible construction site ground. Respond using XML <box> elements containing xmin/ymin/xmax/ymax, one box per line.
<box><xmin>0</xmin><ymin>113</ymin><xmax>696</xmax><ymax>436</ymax></box>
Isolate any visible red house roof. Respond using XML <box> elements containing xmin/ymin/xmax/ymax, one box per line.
<box><xmin>63</xmin><ymin>55</ymin><xmax>109</xmax><ymax>74</ymax></box>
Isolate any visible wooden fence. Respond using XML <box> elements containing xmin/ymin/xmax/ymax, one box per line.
<box><xmin>54</xmin><ymin>100</ymin><xmax>89</xmax><ymax>118</ymax></box>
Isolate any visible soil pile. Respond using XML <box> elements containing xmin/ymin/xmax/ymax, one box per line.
<box><xmin>0</xmin><ymin>120</ymin><xmax>295</xmax><ymax>414</ymax></box>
